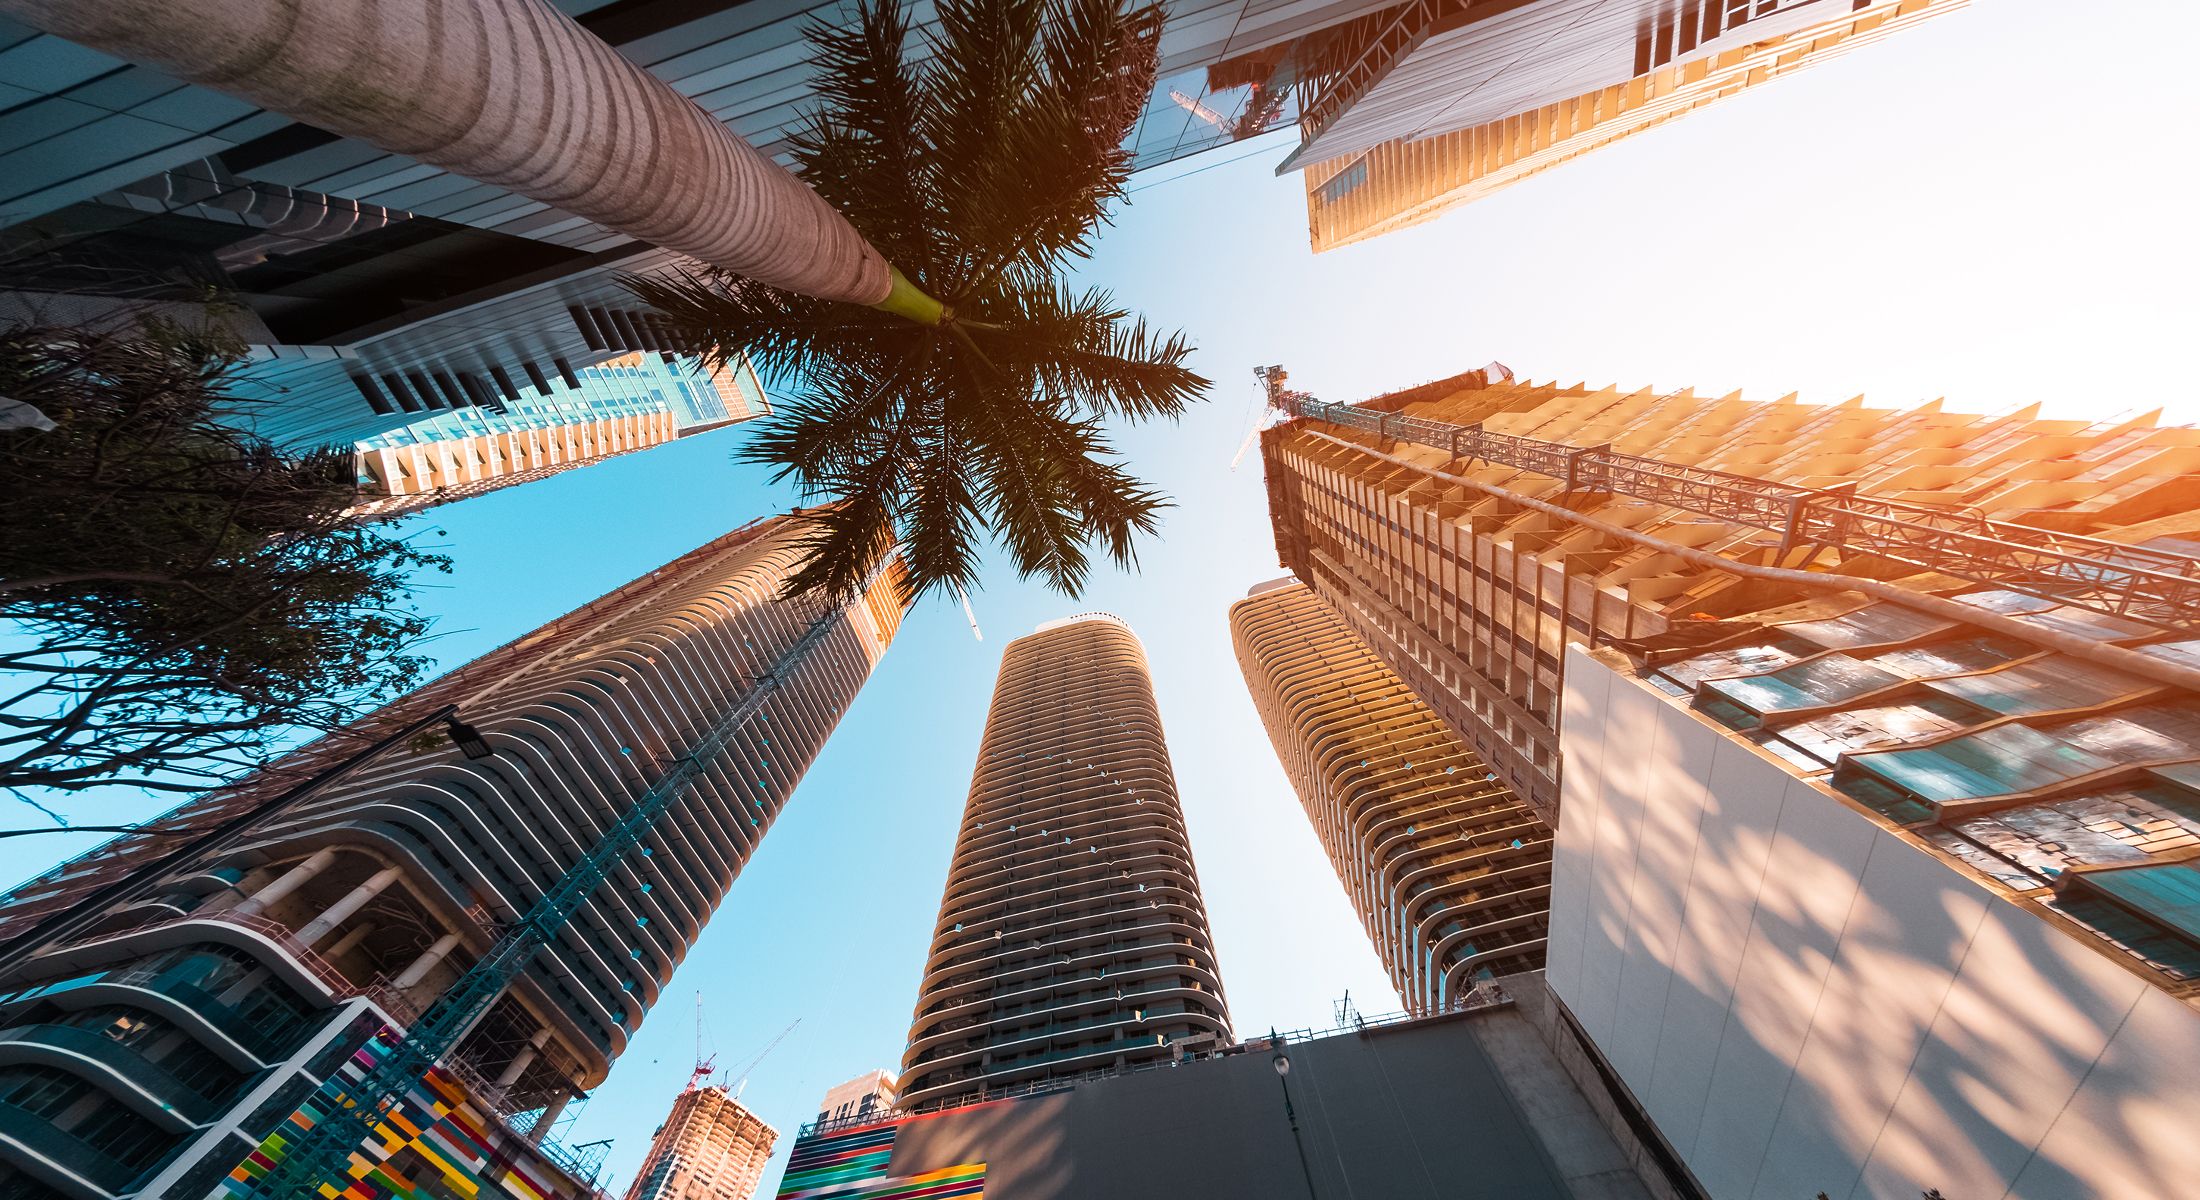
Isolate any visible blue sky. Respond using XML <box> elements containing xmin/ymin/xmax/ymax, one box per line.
<box><xmin>5</xmin><ymin>0</ymin><xmax>2199</xmax><ymax>1194</ymax></box>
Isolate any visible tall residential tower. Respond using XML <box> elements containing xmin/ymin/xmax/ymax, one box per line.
<box><xmin>898</xmin><ymin>616</ymin><xmax>1231</xmax><ymax>1111</ymax></box>
<box><xmin>1231</xmin><ymin>577</ymin><xmax>1551</xmax><ymax>1014</ymax></box>
<box><xmin>0</xmin><ymin>513</ymin><xmax>903</xmax><ymax>1200</ymax></box>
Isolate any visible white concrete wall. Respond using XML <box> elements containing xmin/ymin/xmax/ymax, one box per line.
<box><xmin>1546</xmin><ymin>646</ymin><xmax>2200</xmax><ymax>1200</ymax></box>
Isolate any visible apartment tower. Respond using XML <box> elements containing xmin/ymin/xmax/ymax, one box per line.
<box><xmin>1259</xmin><ymin>365</ymin><xmax>2200</xmax><ymax>821</ymax></box>
<box><xmin>1230</xmin><ymin>577</ymin><xmax>1551</xmax><ymax>1014</ymax></box>
<box><xmin>899</xmin><ymin>616</ymin><xmax>1232</xmax><ymax>1111</ymax></box>
<box><xmin>1300</xmin><ymin>0</ymin><xmax>1967</xmax><ymax>251</ymax></box>
<box><xmin>623</xmin><ymin>1084</ymin><xmax>778</xmax><ymax>1200</ymax></box>
<box><xmin>0</xmin><ymin>513</ymin><xmax>904</xmax><ymax>1200</ymax></box>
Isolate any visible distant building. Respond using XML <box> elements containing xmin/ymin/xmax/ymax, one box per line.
<box><xmin>1258</xmin><ymin>366</ymin><xmax>2200</xmax><ymax>821</ymax></box>
<box><xmin>0</xmin><ymin>513</ymin><xmax>905</xmax><ymax>1200</ymax></box>
<box><xmin>624</xmin><ymin>1085</ymin><xmax>777</xmax><ymax>1200</ymax></box>
<box><xmin>1298</xmin><ymin>0</ymin><xmax>1970</xmax><ymax>250</ymax></box>
<box><xmin>814</xmin><ymin>1070</ymin><xmax>898</xmax><ymax>1128</ymax></box>
<box><xmin>784</xmin><ymin>975</ymin><xmax>1675</xmax><ymax>1200</ymax></box>
<box><xmin>898</xmin><ymin>615</ymin><xmax>1233</xmax><ymax>1111</ymax></box>
<box><xmin>1231</xmin><ymin>576</ymin><xmax>1551</xmax><ymax>1014</ymax></box>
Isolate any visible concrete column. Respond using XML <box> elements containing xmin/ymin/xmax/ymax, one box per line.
<box><xmin>496</xmin><ymin>1028</ymin><xmax>552</xmax><ymax>1089</ymax></box>
<box><xmin>324</xmin><ymin>920</ymin><xmax>377</xmax><ymax>958</ymax></box>
<box><xmin>293</xmin><ymin>866</ymin><xmax>400</xmax><ymax>947</ymax></box>
<box><xmin>529</xmin><ymin>1087</ymin><xmax>572</xmax><ymax>1144</ymax></box>
<box><xmin>392</xmin><ymin>932</ymin><xmax>463</xmax><ymax>989</ymax></box>
<box><xmin>229</xmin><ymin>848</ymin><xmax>338</xmax><ymax>919</ymax></box>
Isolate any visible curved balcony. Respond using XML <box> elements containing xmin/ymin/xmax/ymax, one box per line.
<box><xmin>0</xmin><ymin>1099</ymin><xmax>137</xmax><ymax>1194</ymax></box>
<box><xmin>0</xmin><ymin>1023</ymin><xmax>233</xmax><ymax>1130</ymax></box>
<box><xmin>91</xmin><ymin>970</ymin><xmax>308</xmax><ymax>1063</ymax></box>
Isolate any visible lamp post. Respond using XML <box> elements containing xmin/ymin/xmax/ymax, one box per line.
<box><xmin>0</xmin><ymin>704</ymin><xmax>492</xmax><ymax>980</ymax></box>
<box><xmin>1272</xmin><ymin>1033</ymin><xmax>1320</xmax><ymax>1200</ymax></box>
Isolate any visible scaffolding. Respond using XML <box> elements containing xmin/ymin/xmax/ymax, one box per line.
<box><xmin>1259</xmin><ymin>368</ymin><xmax>2200</xmax><ymax>632</ymax></box>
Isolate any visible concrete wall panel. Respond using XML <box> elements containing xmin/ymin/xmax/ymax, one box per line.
<box><xmin>1549</xmin><ymin>649</ymin><xmax>2200</xmax><ymax>1200</ymax></box>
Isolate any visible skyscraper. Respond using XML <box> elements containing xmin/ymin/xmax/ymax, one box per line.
<box><xmin>1230</xmin><ymin>577</ymin><xmax>1551</xmax><ymax>1014</ymax></box>
<box><xmin>898</xmin><ymin>615</ymin><xmax>1232</xmax><ymax>1111</ymax></box>
<box><xmin>624</xmin><ymin>1084</ymin><xmax>777</xmax><ymax>1200</ymax></box>
<box><xmin>0</xmin><ymin>513</ymin><xmax>904</xmax><ymax>1200</ymax></box>
<box><xmin>1299</xmin><ymin>0</ymin><xmax>1968</xmax><ymax>251</ymax></box>
<box><xmin>1258</xmin><ymin>365</ymin><xmax>2200</xmax><ymax>821</ymax></box>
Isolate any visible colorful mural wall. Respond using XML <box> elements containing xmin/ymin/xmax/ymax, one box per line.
<box><xmin>776</xmin><ymin>1116</ymin><xmax>985</xmax><ymax>1200</ymax></box>
<box><xmin>222</xmin><ymin>1026</ymin><xmax>594</xmax><ymax>1200</ymax></box>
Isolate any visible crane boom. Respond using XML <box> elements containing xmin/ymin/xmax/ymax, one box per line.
<box><xmin>731</xmin><ymin>1018</ymin><xmax>800</xmax><ymax>1098</ymax></box>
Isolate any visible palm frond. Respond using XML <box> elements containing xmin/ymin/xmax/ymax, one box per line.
<box><xmin>978</xmin><ymin>284</ymin><xmax>1206</xmax><ymax>421</ymax></box>
<box><xmin>633</xmin><ymin>0</ymin><xmax>1210</xmax><ymax>604</ymax></box>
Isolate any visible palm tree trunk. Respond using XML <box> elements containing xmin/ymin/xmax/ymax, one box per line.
<box><xmin>1</xmin><ymin>0</ymin><xmax>909</xmax><ymax>308</ymax></box>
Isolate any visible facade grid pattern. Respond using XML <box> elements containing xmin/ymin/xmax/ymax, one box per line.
<box><xmin>1231</xmin><ymin>579</ymin><xmax>1551</xmax><ymax>1012</ymax></box>
<box><xmin>899</xmin><ymin>616</ymin><xmax>1232</xmax><ymax>1111</ymax></box>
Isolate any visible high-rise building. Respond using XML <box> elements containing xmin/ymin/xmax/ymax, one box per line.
<box><xmin>623</xmin><ymin>1084</ymin><xmax>777</xmax><ymax>1200</ymax></box>
<box><xmin>1230</xmin><ymin>576</ymin><xmax>1551</xmax><ymax>1014</ymax></box>
<box><xmin>1549</xmin><ymin>592</ymin><xmax>2200</xmax><ymax>1196</ymax></box>
<box><xmin>347</xmin><ymin>351</ymin><xmax>770</xmax><ymax>521</ymax></box>
<box><xmin>814</xmin><ymin>1069</ymin><xmax>899</xmax><ymax>1128</ymax></box>
<box><xmin>0</xmin><ymin>512</ymin><xmax>905</xmax><ymax>1200</ymax></box>
<box><xmin>1299</xmin><ymin>0</ymin><xmax>1967</xmax><ymax>251</ymax></box>
<box><xmin>0</xmin><ymin>0</ymin><xmax>1417</xmax><ymax>454</ymax></box>
<box><xmin>898</xmin><ymin>615</ymin><xmax>1232</xmax><ymax>1111</ymax></box>
<box><xmin>1258</xmin><ymin>365</ymin><xmax>2200</xmax><ymax>821</ymax></box>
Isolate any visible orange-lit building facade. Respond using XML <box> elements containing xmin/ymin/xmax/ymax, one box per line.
<box><xmin>899</xmin><ymin>616</ymin><xmax>1232</xmax><ymax>1111</ymax></box>
<box><xmin>1301</xmin><ymin>0</ymin><xmax>1968</xmax><ymax>251</ymax></box>
<box><xmin>1231</xmin><ymin>578</ymin><xmax>1550</xmax><ymax>1013</ymax></box>
<box><xmin>1259</xmin><ymin>368</ymin><xmax>2200</xmax><ymax>821</ymax></box>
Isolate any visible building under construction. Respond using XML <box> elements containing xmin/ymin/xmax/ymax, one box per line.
<box><xmin>1255</xmin><ymin>362</ymin><xmax>2200</xmax><ymax>1195</ymax></box>
<box><xmin>623</xmin><ymin>1084</ymin><xmax>777</xmax><ymax>1200</ymax></box>
<box><xmin>1258</xmin><ymin>364</ymin><xmax>2200</xmax><ymax>821</ymax></box>
<box><xmin>0</xmin><ymin>514</ymin><xmax>904</xmax><ymax>1200</ymax></box>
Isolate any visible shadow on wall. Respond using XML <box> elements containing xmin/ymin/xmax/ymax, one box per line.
<box><xmin>1548</xmin><ymin>648</ymin><xmax>2198</xmax><ymax>1200</ymax></box>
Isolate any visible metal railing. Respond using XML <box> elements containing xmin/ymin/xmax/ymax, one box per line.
<box><xmin>822</xmin><ymin>985</ymin><xmax>1517</xmax><ymax>1141</ymax></box>
<box><xmin>1269</xmin><ymin>381</ymin><xmax>2200</xmax><ymax>631</ymax></box>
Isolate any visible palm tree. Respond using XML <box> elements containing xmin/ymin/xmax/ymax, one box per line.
<box><xmin>8</xmin><ymin>0</ymin><xmax>1208</xmax><ymax>602</ymax></box>
<box><xmin>634</xmin><ymin>0</ymin><xmax>1208</xmax><ymax>602</ymax></box>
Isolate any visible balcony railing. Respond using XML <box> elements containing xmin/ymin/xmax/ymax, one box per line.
<box><xmin>1273</xmin><ymin>386</ymin><xmax>2200</xmax><ymax>631</ymax></box>
<box><xmin>0</xmin><ymin>1023</ymin><xmax>234</xmax><ymax>1126</ymax></box>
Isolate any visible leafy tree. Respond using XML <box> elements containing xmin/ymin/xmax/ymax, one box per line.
<box><xmin>634</xmin><ymin>0</ymin><xmax>1209</xmax><ymax>601</ymax></box>
<box><xmin>0</xmin><ymin>319</ymin><xmax>447</xmax><ymax>797</ymax></box>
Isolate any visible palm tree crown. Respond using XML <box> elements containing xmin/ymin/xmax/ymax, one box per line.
<box><xmin>634</xmin><ymin>0</ymin><xmax>1209</xmax><ymax>603</ymax></box>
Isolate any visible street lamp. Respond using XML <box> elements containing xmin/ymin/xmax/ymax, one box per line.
<box><xmin>445</xmin><ymin>716</ymin><xmax>495</xmax><ymax>760</ymax></box>
<box><xmin>1270</xmin><ymin>1034</ymin><xmax>1318</xmax><ymax>1199</ymax></box>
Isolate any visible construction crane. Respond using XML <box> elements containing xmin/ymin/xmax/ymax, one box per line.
<box><xmin>728</xmin><ymin>1018</ymin><xmax>800</xmax><ymax>1099</ymax></box>
<box><xmin>689</xmin><ymin>992</ymin><xmax>717</xmax><ymax>1091</ymax></box>
<box><xmin>245</xmin><ymin>594</ymin><xmax>860</xmax><ymax>1199</ymax></box>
